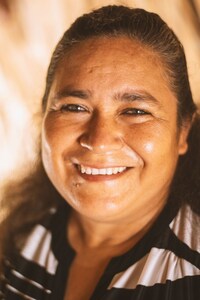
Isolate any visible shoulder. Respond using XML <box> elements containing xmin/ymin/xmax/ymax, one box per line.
<box><xmin>169</xmin><ymin>204</ymin><xmax>200</xmax><ymax>253</ymax></box>
<box><xmin>0</xmin><ymin>204</ymin><xmax>70</xmax><ymax>299</ymax></box>
<box><xmin>6</xmin><ymin>207</ymin><xmax>60</xmax><ymax>271</ymax></box>
<box><xmin>107</xmin><ymin>205</ymin><xmax>200</xmax><ymax>298</ymax></box>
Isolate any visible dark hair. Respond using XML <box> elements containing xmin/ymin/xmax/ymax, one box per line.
<box><xmin>1</xmin><ymin>5</ymin><xmax>200</xmax><ymax>273</ymax></box>
<box><xmin>42</xmin><ymin>5</ymin><xmax>196</xmax><ymax>124</ymax></box>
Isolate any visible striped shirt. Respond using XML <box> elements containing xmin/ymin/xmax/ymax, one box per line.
<box><xmin>0</xmin><ymin>202</ymin><xmax>200</xmax><ymax>299</ymax></box>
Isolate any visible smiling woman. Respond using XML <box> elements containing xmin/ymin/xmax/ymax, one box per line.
<box><xmin>42</xmin><ymin>36</ymin><xmax>187</xmax><ymax>225</ymax></box>
<box><xmin>0</xmin><ymin>5</ymin><xmax>200</xmax><ymax>300</ymax></box>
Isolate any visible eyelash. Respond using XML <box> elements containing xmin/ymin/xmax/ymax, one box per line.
<box><xmin>60</xmin><ymin>104</ymin><xmax>87</xmax><ymax>112</ymax></box>
<box><xmin>122</xmin><ymin>108</ymin><xmax>150</xmax><ymax>116</ymax></box>
<box><xmin>52</xmin><ymin>104</ymin><xmax>150</xmax><ymax>117</ymax></box>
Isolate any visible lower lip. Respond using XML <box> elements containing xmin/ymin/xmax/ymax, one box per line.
<box><xmin>76</xmin><ymin>166</ymin><xmax>130</xmax><ymax>182</ymax></box>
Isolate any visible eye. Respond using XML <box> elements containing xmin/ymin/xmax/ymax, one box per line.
<box><xmin>60</xmin><ymin>104</ymin><xmax>87</xmax><ymax>113</ymax></box>
<box><xmin>122</xmin><ymin>108</ymin><xmax>150</xmax><ymax>116</ymax></box>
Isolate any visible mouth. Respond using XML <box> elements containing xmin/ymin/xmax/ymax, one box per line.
<box><xmin>75</xmin><ymin>164</ymin><xmax>129</xmax><ymax>181</ymax></box>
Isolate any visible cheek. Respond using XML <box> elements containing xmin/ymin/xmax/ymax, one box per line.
<box><xmin>42</xmin><ymin>116</ymin><xmax>65</xmax><ymax>146</ymax></box>
<box><xmin>126</xmin><ymin>125</ymin><xmax>159</xmax><ymax>157</ymax></box>
<box><xmin>41</xmin><ymin>117</ymin><xmax>81</xmax><ymax>183</ymax></box>
<box><xmin>42</xmin><ymin>117</ymin><xmax>71</xmax><ymax>157</ymax></box>
<box><xmin>143</xmin><ymin>142</ymin><xmax>154</xmax><ymax>154</ymax></box>
<box><xmin>41</xmin><ymin>118</ymin><xmax>64</xmax><ymax>176</ymax></box>
<box><xmin>126</xmin><ymin>124</ymin><xmax>178</xmax><ymax>165</ymax></box>
<box><xmin>43</xmin><ymin>114</ymin><xmax>85</xmax><ymax>145</ymax></box>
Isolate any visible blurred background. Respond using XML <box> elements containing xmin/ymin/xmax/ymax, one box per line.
<box><xmin>0</xmin><ymin>0</ymin><xmax>200</xmax><ymax>187</ymax></box>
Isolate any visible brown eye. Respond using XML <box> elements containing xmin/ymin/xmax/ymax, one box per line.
<box><xmin>122</xmin><ymin>108</ymin><xmax>150</xmax><ymax>115</ymax></box>
<box><xmin>60</xmin><ymin>104</ymin><xmax>87</xmax><ymax>112</ymax></box>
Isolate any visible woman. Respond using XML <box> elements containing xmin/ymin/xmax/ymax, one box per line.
<box><xmin>0</xmin><ymin>5</ymin><xmax>200</xmax><ymax>300</ymax></box>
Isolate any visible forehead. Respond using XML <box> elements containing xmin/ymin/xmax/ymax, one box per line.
<box><xmin>59</xmin><ymin>36</ymin><xmax>165</xmax><ymax>73</ymax></box>
<box><xmin>54</xmin><ymin>37</ymin><xmax>170</xmax><ymax>89</ymax></box>
<box><xmin>50</xmin><ymin>37</ymin><xmax>176</xmax><ymax>106</ymax></box>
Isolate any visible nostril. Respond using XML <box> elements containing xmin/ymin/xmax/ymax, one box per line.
<box><xmin>79</xmin><ymin>139</ymin><xmax>93</xmax><ymax>151</ymax></box>
<box><xmin>79</xmin><ymin>133</ymin><xmax>125</xmax><ymax>154</ymax></box>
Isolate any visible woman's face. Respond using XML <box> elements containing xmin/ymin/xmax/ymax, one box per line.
<box><xmin>42</xmin><ymin>37</ymin><xmax>189</xmax><ymax>223</ymax></box>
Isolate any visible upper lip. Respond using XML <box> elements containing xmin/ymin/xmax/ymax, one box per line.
<box><xmin>74</xmin><ymin>163</ymin><xmax>132</xmax><ymax>169</ymax></box>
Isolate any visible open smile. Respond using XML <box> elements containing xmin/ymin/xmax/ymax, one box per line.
<box><xmin>75</xmin><ymin>164</ymin><xmax>130</xmax><ymax>181</ymax></box>
<box><xmin>78</xmin><ymin>164</ymin><xmax>127</xmax><ymax>175</ymax></box>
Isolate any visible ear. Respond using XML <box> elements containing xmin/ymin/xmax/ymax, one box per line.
<box><xmin>178</xmin><ymin>119</ymin><xmax>192</xmax><ymax>155</ymax></box>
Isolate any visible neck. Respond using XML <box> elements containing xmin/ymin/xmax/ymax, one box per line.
<box><xmin>67</xmin><ymin>205</ymin><xmax>163</xmax><ymax>257</ymax></box>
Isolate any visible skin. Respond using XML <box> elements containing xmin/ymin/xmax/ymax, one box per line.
<box><xmin>42</xmin><ymin>37</ymin><xmax>190</xmax><ymax>299</ymax></box>
<box><xmin>42</xmin><ymin>36</ymin><xmax>190</xmax><ymax>245</ymax></box>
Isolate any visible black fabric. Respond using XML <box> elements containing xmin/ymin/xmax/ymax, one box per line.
<box><xmin>1</xmin><ymin>202</ymin><xmax>200</xmax><ymax>300</ymax></box>
<box><xmin>100</xmin><ymin>276</ymin><xmax>200</xmax><ymax>300</ymax></box>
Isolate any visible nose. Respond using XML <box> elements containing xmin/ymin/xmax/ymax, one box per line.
<box><xmin>79</xmin><ymin>113</ymin><xmax>124</xmax><ymax>154</ymax></box>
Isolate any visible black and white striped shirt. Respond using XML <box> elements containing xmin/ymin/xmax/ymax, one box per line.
<box><xmin>1</xmin><ymin>202</ymin><xmax>200</xmax><ymax>299</ymax></box>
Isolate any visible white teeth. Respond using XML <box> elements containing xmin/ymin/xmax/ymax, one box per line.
<box><xmin>91</xmin><ymin>168</ymin><xmax>99</xmax><ymax>175</ymax></box>
<box><xmin>99</xmin><ymin>169</ymin><xmax>106</xmax><ymax>175</ymax></box>
<box><xmin>85</xmin><ymin>168</ymin><xmax>92</xmax><ymax>175</ymax></box>
<box><xmin>107</xmin><ymin>168</ymin><xmax>113</xmax><ymax>175</ymax></box>
<box><xmin>79</xmin><ymin>165</ymin><xmax>127</xmax><ymax>175</ymax></box>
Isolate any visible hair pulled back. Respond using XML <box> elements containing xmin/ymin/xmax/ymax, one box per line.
<box><xmin>42</xmin><ymin>5</ymin><xmax>196</xmax><ymax>124</ymax></box>
<box><xmin>1</xmin><ymin>5</ymin><xmax>200</xmax><ymax>274</ymax></box>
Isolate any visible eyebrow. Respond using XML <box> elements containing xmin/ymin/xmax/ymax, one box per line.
<box><xmin>51</xmin><ymin>88</ymin><xmax>90</xmax><ymax>103</ymax></box>
<box><xmin>115</xmin><ymin>91</ymin><xmax>160</xmax><ymax>106</ymax></box>
<box><xmin>50</xmin><ymin>87</ymin><xmax>161</xmax><ymax>107</ymax></box>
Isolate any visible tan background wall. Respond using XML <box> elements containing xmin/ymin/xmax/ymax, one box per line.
<box><xmin>0</xmin><ymin>0</ymin><xmax>200</xmax><ymax>185</ymax></box>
